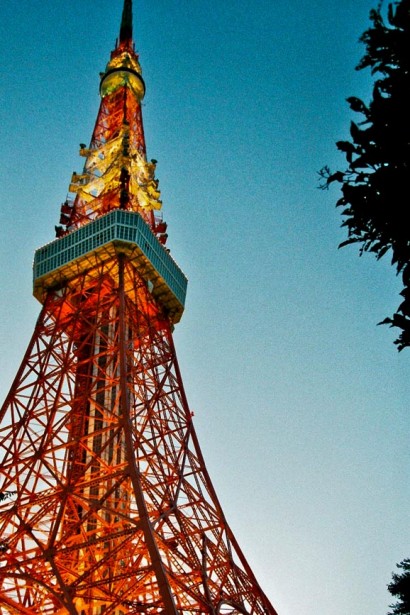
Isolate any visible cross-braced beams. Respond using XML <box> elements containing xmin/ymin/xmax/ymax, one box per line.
<box><xmin>0</xmin><ymin>257</ymin><xmax>275</xmax><ymax>614</ymax></box>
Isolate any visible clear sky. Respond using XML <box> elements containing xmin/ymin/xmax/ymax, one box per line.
<box><xmin>0</xmin><ymin>2</ymin><xmax>409</xmax><ymax>615</ymax></box>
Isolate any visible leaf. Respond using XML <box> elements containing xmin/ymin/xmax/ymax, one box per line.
<box><xmin>327</xmin><ymin>171</ymin><xmax>345</xmax><ymax>184</ymax></box>
<box><xmin>336</xmin><ymin>140</ymin><xmax>356</xmax><ymax>154</ymax></box>
<box><xmin>378</xmin><ymin>317</ymin><xmax>393</xmax><ymax>325</ymax></box>
<box><xmin>376</xmin><ymin>244</ymin><xmax>390</xmax><ymax>259</ymax></box>
<box><xmin>350</xmin><ymin>121</ymin><xmax>363</xmax><ymax>143</ymax></box>
<box><xmin>346</xmin><ymin>96</ymin><xmax>367</xmax><ymax>114</ymax></box>
<box><xmin>338</xmin><ymin>238</ymin><xmax>359</xmax><ymax>249</ymax></box>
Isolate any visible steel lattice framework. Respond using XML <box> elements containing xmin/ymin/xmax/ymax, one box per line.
<box><xmin>0</xmin><ymin>2</ymin><xmax>278</xmax><ymax>614</ymax></box>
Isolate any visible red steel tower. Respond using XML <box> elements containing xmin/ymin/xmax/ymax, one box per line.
<box><xmin>0</xmin><ymin>3</ymin><xmax>278</xmax><ymax>614</ymax></box>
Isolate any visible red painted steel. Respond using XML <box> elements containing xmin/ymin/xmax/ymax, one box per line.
<box><xmin>0</xmin><ymin>3</ymin><xmax>278</xmax><ymax>614</ymax></box>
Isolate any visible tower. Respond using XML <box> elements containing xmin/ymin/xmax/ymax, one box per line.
<box><xmin>0</xmin><ymin>2</ymin><xmax>277</xmax><ymax>614</ymax></box>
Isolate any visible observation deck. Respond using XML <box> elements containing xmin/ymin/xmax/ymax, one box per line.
<box><xmin>33</xmin><ymin>209</ymin><xmax>187</xmax><ymax>323</ymax></box>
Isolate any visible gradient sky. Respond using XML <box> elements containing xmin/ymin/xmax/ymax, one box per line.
<box><xmin>0</xmin><ymin>2</ymin><xmax>409</xmax><ymax>615</ymax></box>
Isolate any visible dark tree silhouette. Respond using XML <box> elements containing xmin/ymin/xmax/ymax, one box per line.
<box><xmin>388</xmin><ymin>559</ymin><xmax>410</xmax><ymax>615</ymax></box>
<box><xmin>320</xmin><ymin>0</ymin><xmax>410</xmax><ymax>350</ymax></box>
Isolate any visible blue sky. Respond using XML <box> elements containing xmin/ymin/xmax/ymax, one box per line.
<box><xmin>0</xmin><ymin>2</ymin><xmax>409</xmax><ymax>615</ymax></box>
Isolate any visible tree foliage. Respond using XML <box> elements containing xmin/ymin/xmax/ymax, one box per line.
<box><xmin>388</xmin><ymin>559</ymin><xmax>410</xmax><ymax>615</ymax></box>
<box><xmin>320</xmin><ymin>0</ymin><xmax>410</xmax><ymax>350</ymax></box>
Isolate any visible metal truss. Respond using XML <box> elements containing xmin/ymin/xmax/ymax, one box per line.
<box><xmin>0</xmin><ymin>257</ymin><xmax>276</xmax><ymax>614</ymax></box>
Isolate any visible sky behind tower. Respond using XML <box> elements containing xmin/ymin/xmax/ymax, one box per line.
<box><xmin>0</xmin><ymin>2</ymin><xmax>409</xmax><ymax>615</ymax></box>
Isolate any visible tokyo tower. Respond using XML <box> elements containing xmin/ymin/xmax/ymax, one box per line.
<box><xmin>0</xmin><ymin>2</ymin><xmax>277</xmax><ymax>614</ymax></box>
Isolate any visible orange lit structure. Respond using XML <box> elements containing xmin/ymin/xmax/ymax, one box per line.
<box><xmin>0</xmin><ymin>3</ymin><xmax>277</xmax><ymax>614</ymax></box>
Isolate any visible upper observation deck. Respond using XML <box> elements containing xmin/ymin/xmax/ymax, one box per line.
<box><xmin>33</xmin><ymin>209</ymin><xmax>187</xmax><ymax>324</ymax></box>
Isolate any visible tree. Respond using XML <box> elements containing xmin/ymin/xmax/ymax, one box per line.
<box><xmin>388</xmin><ymin>559</ymin><xmax>410</xmax><ymax>615</ymax></box>
<box><xmin>319</xmin><ymin>0</ymin><xmax>410</xmax><ymax>350</ymax></box>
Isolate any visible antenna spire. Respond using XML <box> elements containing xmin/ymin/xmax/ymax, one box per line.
<box><xmin>119</xmin><ymin>0</ymin><xmax>133</xmax><ymax>44</ymax></box>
